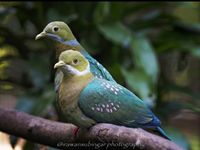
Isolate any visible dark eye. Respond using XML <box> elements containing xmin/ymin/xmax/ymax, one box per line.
<box><xmin>72</xmin><ymin>59</ymin><xmax>79</xmax><ymax>65</ymax></box>
<box><xmin>52</xmin><ymin>26</ymin><xmax>59</xmax><ymax>32</ymax></box>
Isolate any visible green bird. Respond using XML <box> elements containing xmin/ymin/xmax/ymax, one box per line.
<box><xmin>35</xmin><ymin>21</ymin><xmax>116</xmax><ymax>92</ymax></box>
<box><xmin>54</xmin><ymin>50</ymin><xmax>171</xmax><ymax>140</ymax></box>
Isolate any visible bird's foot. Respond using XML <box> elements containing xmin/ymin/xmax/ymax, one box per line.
<box><xmin>67</xmin><ymin>127</ymin><xmax>79</xmax><ymax>142</ymax></box>
<box><xmin>72</xmin><ymin>127</ymin><xmax>79</xmax><ymax>138</ymax></box>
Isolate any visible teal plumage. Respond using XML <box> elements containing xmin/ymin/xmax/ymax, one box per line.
<box><xmin>79</xmin><ymin>78</ymin><xmax>158</xmax><ymax>127</ymax></box>
<box><xmin>78</xmin><ymin>78</ymin><xmax>171</xmax><ymax>140</ymax></box>
<box><xmin>54</xmin><ymin>50</ymin><xmax>171</xmax><ymax>140</ymax></box>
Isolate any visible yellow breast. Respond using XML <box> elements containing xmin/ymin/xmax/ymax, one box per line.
<box><xmin>57</xmin><ymin>73</ymin><xmax>93</xmax><ymax>113</ymax></box>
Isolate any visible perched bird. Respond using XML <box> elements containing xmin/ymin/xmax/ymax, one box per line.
<box><xmin>35</xmin><ymin>21</ymin><xmax>116</xmax><ymax>92</ymax></box>
<box><xmin>54</xmin><ymin>50</ymin><xmax>171</xmax><ymax>140</ymax></box>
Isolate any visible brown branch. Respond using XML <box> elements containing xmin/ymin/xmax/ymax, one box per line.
<box><xmin>0</xmin><ymin>108</ymin><xmax>183</xmax><ymax>150</ymax></box>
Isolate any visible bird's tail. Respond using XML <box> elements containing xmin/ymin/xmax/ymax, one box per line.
<box><xmin>156</xmin><ymin>126</ymin><xmax>171</xmax><ymax>140</ymax></box>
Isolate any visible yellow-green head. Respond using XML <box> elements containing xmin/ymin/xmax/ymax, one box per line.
<box><xmin>35</xmin><ymin>21</ymin><xmax>75</xmax><ymax>41</ymax></box>
<box><xmin>54</xmin><ymin>50</ymin><xmax>90</xmax><ymax>76</ymax></box>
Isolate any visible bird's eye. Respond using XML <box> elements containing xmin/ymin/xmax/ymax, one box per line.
<box><xmin>72</xmin><ymin>59</ymin><xmax>79</xmax><ymax>65</ymax></box>
<box><xmin>52</xmin><ymin>26</ymin><xmax>59</xmax><ymax>32</ymax></box>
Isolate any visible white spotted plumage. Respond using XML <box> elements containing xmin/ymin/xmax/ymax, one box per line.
<box><xmin>90</xmin><ymin>101</ymin><xmax>120</xmax><ymax>113</ymax></box>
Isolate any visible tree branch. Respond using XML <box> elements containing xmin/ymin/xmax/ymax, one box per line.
<box><xmin>0</xmin><ymin>108</ymin><xmax>183</xmax><ymax>150</ymax></box>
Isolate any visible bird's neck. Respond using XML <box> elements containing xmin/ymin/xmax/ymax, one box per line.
<box><xmin>59</xmin><ymin>73</ymin><xmax>94</xmax><ymax>104</ymax></box>
<box><xmin>62</xmin><ymin>72</ymin><xmax>94</xmax><ymax>83</ymax></box>
<box><xmin>54</xmin><ymin>39</ymin><xmax>85</xmax><ymax>59</ymax></box>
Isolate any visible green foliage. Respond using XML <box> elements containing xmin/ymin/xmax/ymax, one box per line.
<box><xmin>98</xmin><ymin>22</ymin><xmax>132</xmax><ymax>46</ymax></box>
<box><xmin>0</xmin><ymin>2</ymin><xmax>199</xmax><ymax>149</ymax></box>
<box><xmin>122</xmin><ymin>69</ymin><xmax>152</xmax><ymax>103</ymax></box>
<box><xmin>98</xmin><ymin>22</ymin><xmax>159</xmax><ymax>106</ymax></box>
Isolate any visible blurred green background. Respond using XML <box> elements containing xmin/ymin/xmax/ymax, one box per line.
<box><xmin>0</xmin><ymin>2</ymin><xmax>199</xmax><ymax>150</ymax></box>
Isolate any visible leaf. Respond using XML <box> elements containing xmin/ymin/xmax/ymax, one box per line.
<box><xmin>121</xmin><ymin>68</ymin><xmax>155</xmax><ymax>107</ymax></box>
<box><xmin>130</xmin><ymin>35</ymin><xmax>159</xmax><ymax>83</ymax></box>
<box><xmin>98</xmin><ymin>22</ymin><xmax>132</xmax><ymax>48</ymax></box>
<box><xmin>121</xmin><ymin>69</ymin><xmax>150</xmax><ymax>98</ymax></box>
<box><xmin>99</xmin><ymin>23</ymin><xmax>159</xmax><ymax>106</ymax></box>
<box><xmin>190</xmin><ymin>47</ymin><xmax>200</xmax><ymax>58</ymax></box>
<box><xmin>98</xmin><ymin>23</ymin><xmax>159</xmax><ymax>84</ymax></box>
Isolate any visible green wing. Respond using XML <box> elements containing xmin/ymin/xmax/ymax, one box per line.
<box><xmin>78</xmin><ymin>78</ymin><xmax>160</xmax><ymax>128</ymax></box>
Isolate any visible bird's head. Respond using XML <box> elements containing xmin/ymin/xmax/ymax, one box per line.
<box><xmin>35</xmin><ymin>21</ymin><xmax>75</xmax><ymax>42</ymax></box>
<box><xmin>54</xmin><ymin>50</ymin><xmax>90</xmax><ymax>76</ymax></box>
